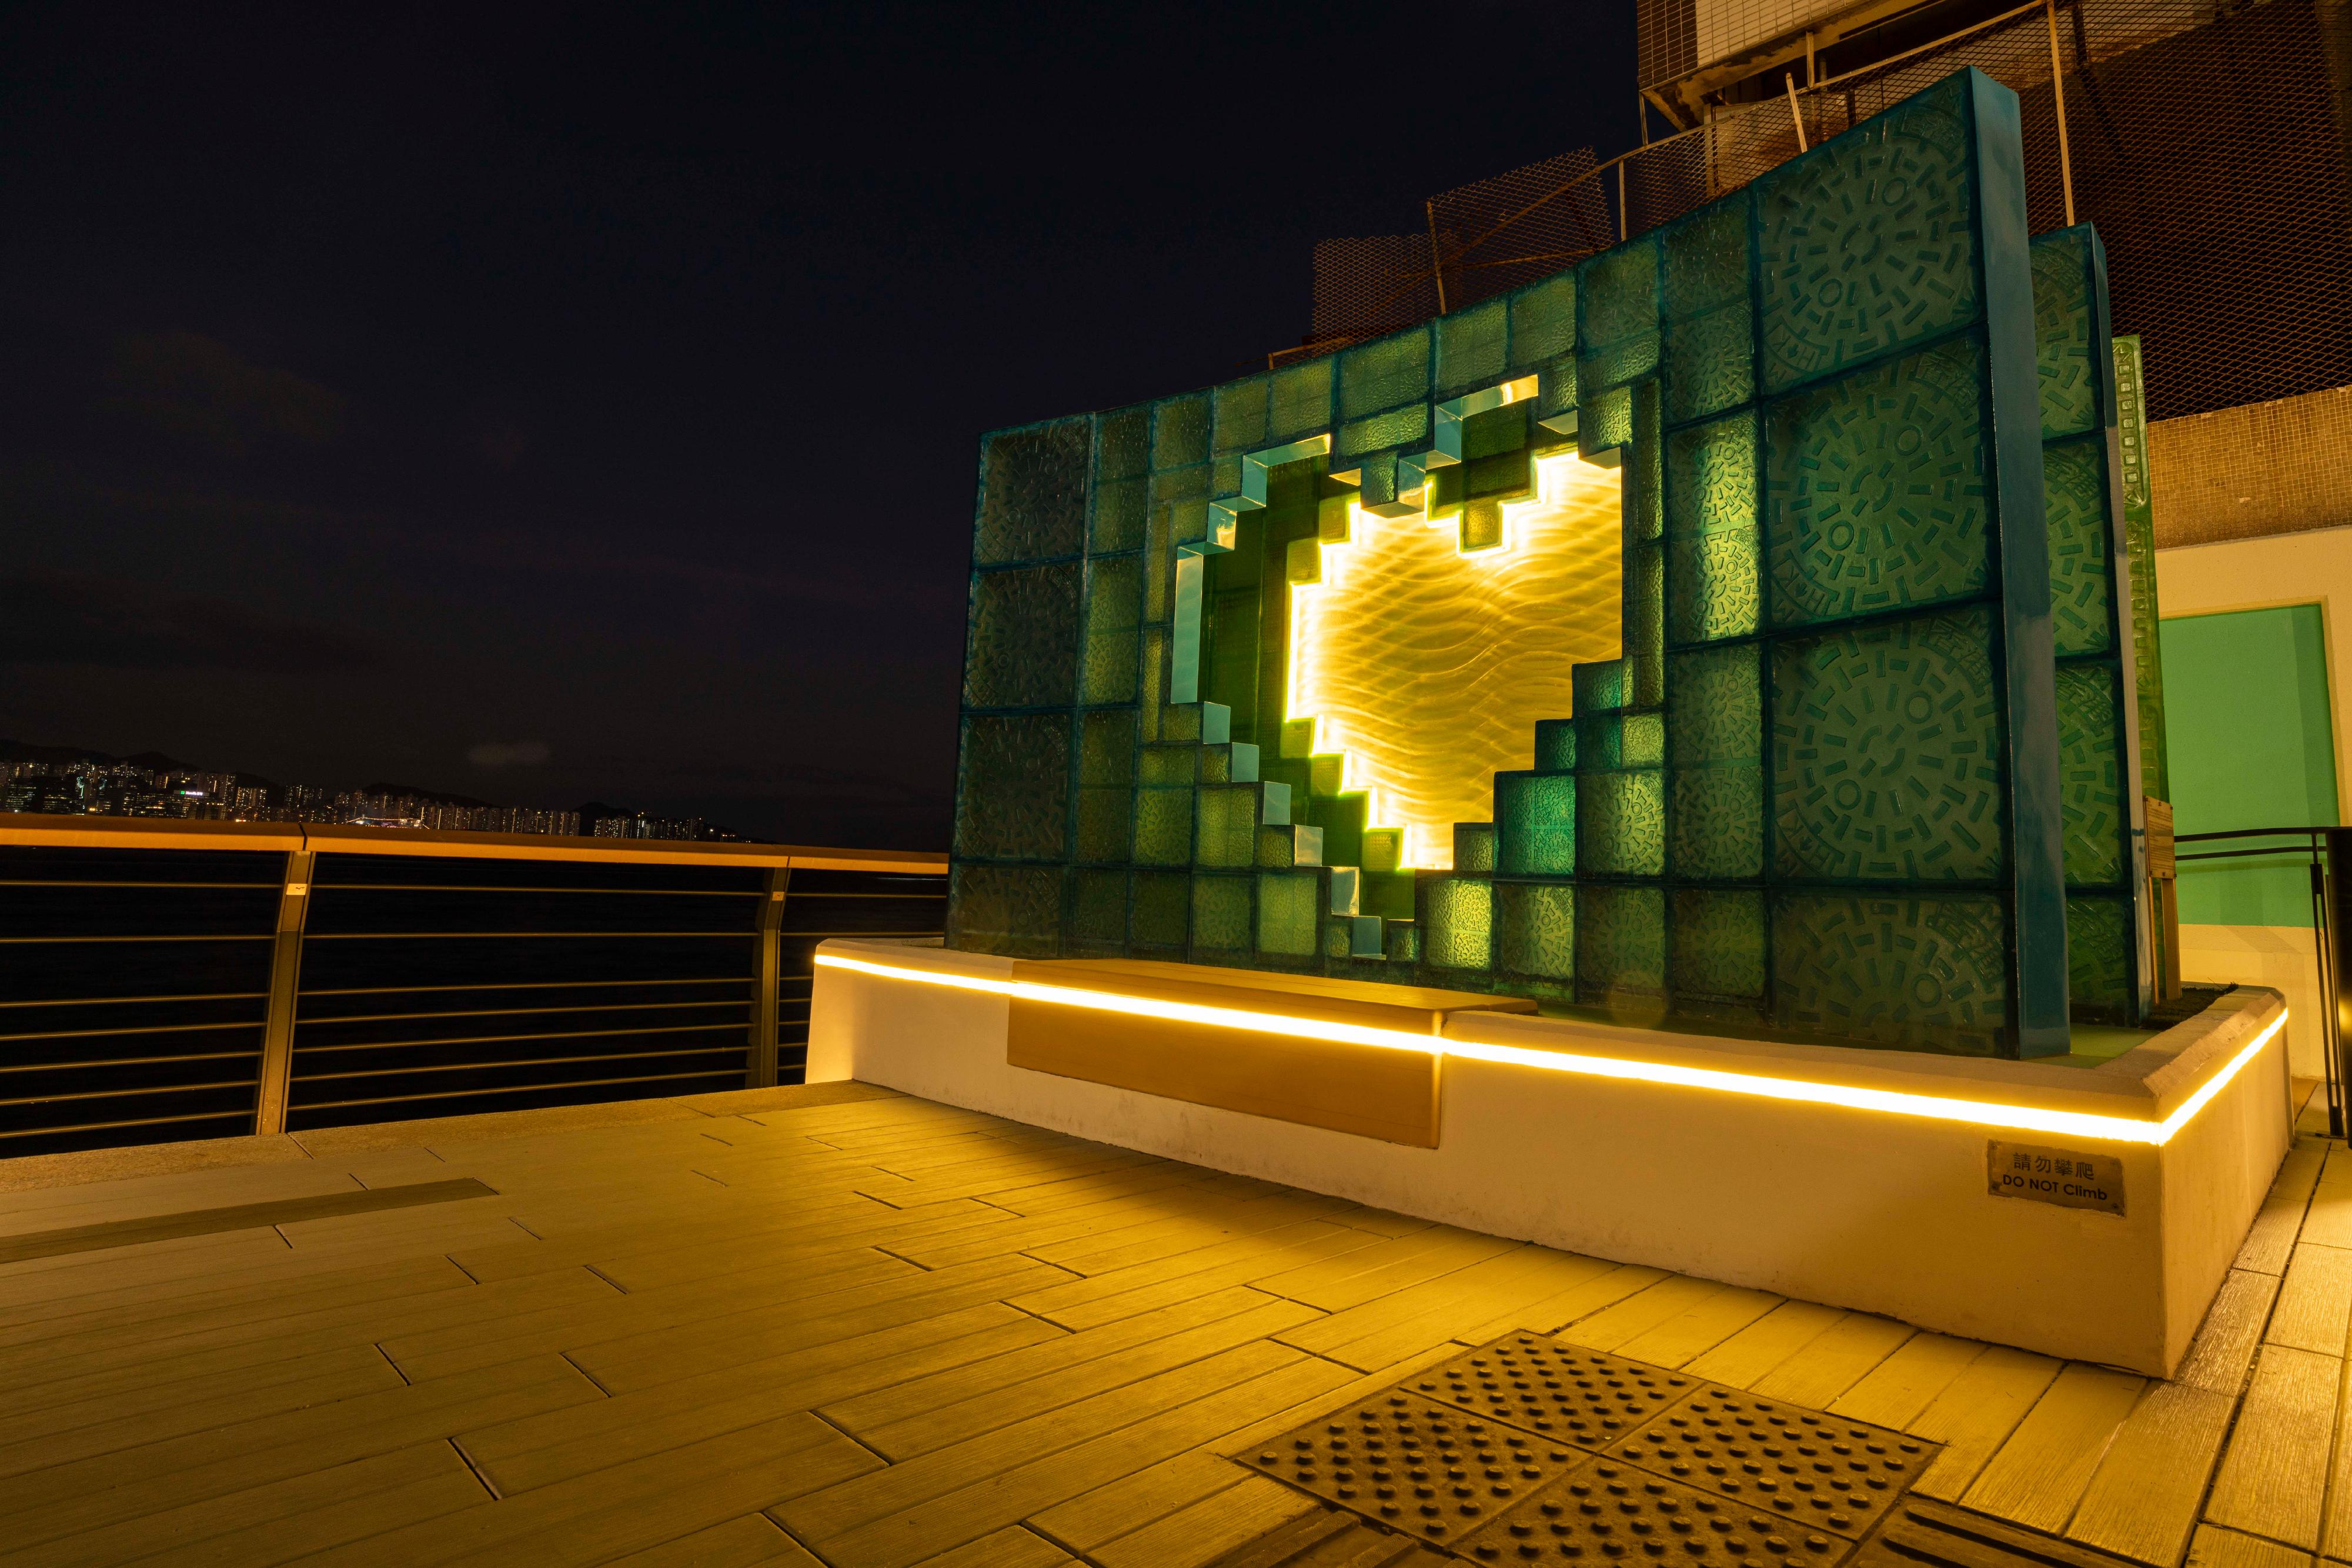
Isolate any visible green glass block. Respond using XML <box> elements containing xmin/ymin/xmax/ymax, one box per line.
<box><xmin>1132</xmin><ymin>870</ymin><xmax>1190</xmax><ymax>950</ymax></box>
<box><xmin>1133</xmin><ymin>785</ymin><xmax>1193</xmax><ymax>866</ymax></box>
<box><xmin>1257</xmin><ymin>871</ymin><xmax>1321</xmax><ymax>957</ymax></box>
<box><xmin>1075</xmin><ymin>710</ymin><xmax>1135</xmax><ymax>864</ymax></box>
<box><xmin>1662</xmin><ymin>199</ymin><xmax>1749</xmax><ymax>320</ymax></box>
<box><xmin>1664</xmin><ymin>303</ymin><xmax>1755</xmax><ymax>425</ymax></box>
<box><xmin>1097</xmin><ymin>405</ymin><xmax>1151</xmax><ymax>482</ymax></box>
<box><xmin>1138</xmin><ymin>626</ymin><xmax>1167</xmax><ymax>740</ymax></box>
<box><xmin>1578</xmin><ymin>770</ymin><xmax>1665</xmax><ymax>877</ymax></box>
<box><xmin>1211</xmin><ymin>456</ymin><xmax>1242</xmax><ymax>500</ymax></box>
<box><xmin>947</xmin><ymin>864</ymin><xmax>1062</xmax><ymax>958</ymax></box>
<box><xmin>1577</xmin><ymin>238</ymin><xmax>1660</xmax><ymax>393</ymax></box>
<box><xmin>1419</xmin><ymin>875</ymin><xmax>1493</xmax><ymax>972</ymax></box>
<box><xmin>1090</xmin><ymin>478</ymin><xmax>1145</xmax><ymax>554</ymax></box>
<box><xmin>1533</xmin><ymin>720</ymin><xmax>1576</xmax><ymax>772</ymax></box>
<box><xmin>975</xmin><ymin>419</ymin><xmax>1089</xmax><ymax>567</ymax></box>
<box><xmin>1763</xmin><ymin>337</ymin><xmax>1990</xmax><ymax>628</ymax></box>
<box><xmin>1577</xmin><ymin>885</ymin><xmax>1665</xmax><ymax>999</ymax></box>
<box><xmin>1669</xmin><ymin>763</ymin><xmax>1765</xmax><ymax>880</ymax></box>
<box><xmin>2045</xmin><ymin>440</ymin><xmax>2113</xmax><ymax>658</ymax></box>
<box><xmin>2032</xmin><ymin>229</ymin><xmax>2098</xmax><ymax>440</ymax></box>
<box><xmin>1385</xmin><ymin>920</ymin><xmax>1422</xmax><ymax>964</ymax></box>
<box><xmin>1214</xmin><ymin>377</ymin><xmax>1270</xmax><ymax>456</ymax></box>
<box><xmin>1338</xmin><ymin>404</ymin><xmax>1430</xmax><ymax>456</ymax></box>
<box><xmin>1152</xmin><ymin>394</ymin><xmax>1208</xmax><ymax>470</ymax></box>
<box><xmin>1671</xmin><ymin>888</ymin><xmax>1766</xmax><ymax>1005</ymax></box>
<box><xmin>1496</xmin><ymin>881</ymin><xmax>1575</xmax><ymax>987</ymax></box>
<box><xmin>1772</xmin><ymin>609</ymin><xmax>2005</xmax><ymax>882</ymax></box>
<box><xmin>1537</xmin><ymin>359</ymin><xmax>1577</xmax><ymax>420</ymax></box>
<box><xmin>1067</xmin><ymin>868</ymin><xmax>1127</xmax><ymax>948</ymax></box>
<box><xmin>1668</xmin><ymin>533</ymin><xmax>1760</xmax><ymax>646</ymax></box>
<box><xmin>1580</xmin><ymin>385</ymin><xmax>1632</xmax><ymax>455</ymax></box>
<box><xmin>1509</xmin><ymin>274</ymin><xmax>1578</xmax><ymax>367</ymax></box>
<box><xmin>1339</xmin><ymin>328</ymin><xmax>1431</xmax><ymax>419</ymax></box>
<box><xmin>1628</xmin><ymin>543</ymin><xmax>1665</xmax><ymax>677</ymax></box>
<box><xmin>1152</xmin><ymin>464</ymin><xmax>1208</xmax><ymax>505</ymax></box>
<box><xmin>1438</xmin><ymin>300</ymin><xmax>1509</xmax><ymax>396</ymax></box>
<box><xmin>1191</xmin><ymin>874</ymin><xmax>1253</xmax><ymax>955</ymax></box>
<box><xmin>2059</xmin><ymin>664</ymin><xmax>2125</xmax><ymax>887</ymax></box>
<box><xmin>1270</xmin><ymin>357</ymin><xmax>1334</xmax><ymax>440</ymax></box>
<box><xmin>1257</xmin><ymin>824</ymin><xmax>1324</xmax><ymax>868</ymax></box>
<box><xmin>1622</xmin><ymin>712</ymin><xmax>1665</xmax><ymax>768</ymax></box>
<box><xmin>1573</xmin><ymin>658</ymin><xmax>1631</xmax><ymax>718</ymax></box>
<box><xmin>2067</xmin><ymin>894</ymin><xmax>2133</xmax><ymax>1023</ymax></box>
<box><xmin>1495</xmin><ymin>771</ymin><xmax>1575</xmax><ymax>877</ymax></box>
<box><xmin>1668</xmin><ymin>644</ymin><xmax>1761</xmax><ymax>765</ymax></box>
<box><xmin>1196</xmin><ymin>785</ymin><xmax>1260</xmax><ymax>870</ymax></box>
<box><xmin>964</xmin><ymin>562</ymin><xmax>1081</xmax><ymax>710</ymax></box>
<box><xmin>1459</xmin><ymin>500</ymin><xmax>1504</xmax><ymax>554</ymax></box>
<box><xmin>1755</xmin><ymin>76</ymin><xmax>1977</xmax><ymax>393</ymax></box>
<box><xmin>954</xmin><ymin>714</ymin><xmax>1070</xmax><ymax>860</ymax></box>
<box><xmin>1080</xmin><ymin>555</ymin><xmax>1141</xmax><ymax>705</ymax></box>
<box><xmin>1454</xmin><ymin>823</ymin><xmax>1496</xmax><ymax>874</ymax></box>
<box><xmin>1200</xmin><ymin>743</ymin><xmax>1258</xmax><ymax>785</ymax></box>
<box><xmin>1771</xmin><ymin>891</ymin><xmax>2009</xmax><ymax>1054</ymax></box>
<box><xmin>1140</xmin><ymin>743</ymin><xmax>1197</xmax><ymax>787</ymax></box>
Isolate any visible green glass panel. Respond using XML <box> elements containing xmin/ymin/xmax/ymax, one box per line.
<box><xmin>1132</xmin><ymin>870</ymin><xmax>1190</xmax><ymax>949</ymax></box>
<box><xmin>1763</xmin><ymin>336</ymin><xmax>1990</xmax><ymax>628</ymax></box>
<box><xmin>1269</xmin><ymin>358</ymin><xmax>1334</xmax><ymax>440</ymax></box>
<box><xmin>975</xmin><ymin>419</ymin><xmax>1088</xmax><ymax>567</ymax></box>
<box><xmin>1138</xmin><ymin>627</ymin><xmax>1167</xmax><ymax>741</ymax></box>
<box><xmin>1577</xmin><ymin>238</ymin><xmax>1660</xmax><ymax>393</ymax></box>
<box><xmin>964</xmin><ymin>563</ymin><xmax>1080</xmax><ymax>709</ymax></box>
<box><xmin>1195</xmin><ymin>785</ymin><xmax>1259</xmax><ymax>870</ymax></box>
<box><xmin>1623</xmin><ymin>712</ymin><xmax>1666</xmax><ymax>768</ymax></box>
<box><xmin>1097</xmin><ymin>405</ymin><xmax>1150</xmax><ymax>482</ymax></box>
<box><xmin>1132</xmin><ymin>785</ymin><xmax>1193</xmax><ymax>866</ymax></box>
<box><xmin>1533</xmin><ymin>720</ymin><xmax>1576</xmax><ymax>773</ymax></box>
<box><xmin>2032</xmin><ymin>228</ymin><xmax>2098</xmax><ymax>440</ymax></box>
<box><xmin>1067</xmin><ymin>868</ymin><xmax>1127</xmax><ymax>948</ymax></box>
<box><xmin>1455</xmin><ymin>823</ymin><xmax>1497</xmax><ymax>874</ymax></box>
<box><xmin>1191</xmin><ymin>874</ymin><xmax>1253</xmax><ymax>955</ymax></box>
<box><xmin>1665</xmin><ymin>302</ymin><xmax>1754</xmax><ymax>425</ymax></box>
<box><xmin>1140</xmin><ymin>742</ymin><xmax>1197</xmax><ymax>787</ymax></box>
<box><xmin>1338</xmin><ymin>404</ymin><xmax>1429</xmax><ymax>456</ymax></box>
<box><xmin>1577</xmin><ymin>885</ymin><xmax>1665</xmax><ymax>999</ymax></box>
<box><xmin>1420</xmin><ymin>875</ymin><xmax>1493</xmax><ymax>972</ymax></box>
<box><xmin>1438</xmin><ymin>300</ymin><xmax>1509</xmax><ymax>394</ymax></box>
<box><xmin>1670</xmin><ymin>763</ymin><xmax>1765</xmax><ymax>880</ymax></box>
<box><xmin>1339</xmin><ymin>328</ymin><xmax>1431</xmax><ymax>419</ymax></box>
<box><xmin>1662</xmin><ymin>199</ymin><xmax>1748</xmax><ymax>320</ymax></box>
<box><xmin>1772</xmin><ymin>608</ymin><xmax>2004</xmax><ymax>882</ymax></box>
<box><xmin>2059</xmin><ymin>664</ymin><xmax>2125</xmax><ymax>887</ymax></box>
<box><xmin>946</xmin><ymin>864</ymin><xmax>1061</xmax><ymax>958</ymax></box>
<box><xmin>1090</xmin><ymin>478</ymin><xmax>1145</xmax><ymax>555</ymax></box>
<box><xmin>2067</xmin><ymin>894</ymin><xmax>2133</xmax><ymax>1023</ymax></box>
<box><xmin>1075</xmin><ymin>710</ymin><xmax>1135</xmax><ymax>864</ymax></box>
<box><xmin>1214</xmin><ymin>377</ymin><xmax>1270</xmax><ymax>456</ymax></box>
<box><xmin>1578</xmin><ymin>770</ymin><xmax>1665</xmax><ymax>878</ymax></box>
<box><xmin>1755</xmin><ymin>76</ymin><xmax>1977</xmax><ymax>394</ymax></box>
<box><xmin>1257</xmin><ymin>871</ymin><xmax>1321</xmax><ymax>957</ymax></box>
<box><xmin>1669</xmin><ymin>533</ymin><xmax>1760</xmax><ymax>646</ymax></box>
<box><xmin>1495</xmin><ymin>772</ymin><xmax>1575</xmax><ymax>877</ymax></box>
<box><xmin>1671</xmin><ymin>888</ymin><xmax>1766</xmax><ymax>1005</ymax></box>
<box><xmin>1581</xmin><ymin>385</ymin><xmax>1632</xmax><ymax>455</ymax></box>
<box><xmin>1152</xmin><ymin>395</ymin><xmax>1208</xmax><ymax>470</ymax></box>
<box><xmin>953</xmin><ymin>714</ymin><xmax>1068</xmax><ymax>860</ymax></box>
<box><xmin>1669</xmin><ymin>644</ymin><xmax>1761</xmax><ymax>765</ymax></box>
<box><xmin>2045</xmin><ymin>440</ymin><xmax>2112</xmax><ymax>658</ymax></box>
<box><xmin>1152</xmin><ymin>464</ymin><xmax>1208</xmax><ymax>505</ymax></box>
<box><xmin>1508</xmin><ymin>274</ymin><xmax>1577</xmax><ymax>367</ymax></box>
<box><xmin>1496</xmin><ymin>881</ymin><xmax>1575</xmax><ymax>994</ymax></box>
<box><xmin>1772</xmin><ymin>891</ymin><xmax>2009</xmax><ymax>1054</ymax></box>
<box><xmin>1080</xmin><ymin>556</ymin><xmax>1142</xmax><ymax>705</ymax></box>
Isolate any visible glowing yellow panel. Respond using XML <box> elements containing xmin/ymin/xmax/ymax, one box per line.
<box><xmin>1288</xmin><ymin>452</ymin><xmax>1624</xmax><ymax>868</ymax></box>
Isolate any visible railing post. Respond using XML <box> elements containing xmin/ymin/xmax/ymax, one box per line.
<box><xmin>255</xmin><ymin>849</ymin><xmax>313</xmax><ymax>1136</ymax></box>
<box><xmin>749</xmin><ymin>866</ymin><xmax>790</xmax><ymax>1089</ymax></box>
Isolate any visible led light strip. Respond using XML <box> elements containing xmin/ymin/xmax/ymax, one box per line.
<box><xmin>814</xmin><ymin>953</ymin><xmax>2287</xmax><ymax>1148</ymax></box>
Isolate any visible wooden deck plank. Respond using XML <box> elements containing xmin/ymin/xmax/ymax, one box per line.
<box><xmin>1746</xmin><ymin>1313</ymin><xmax>1915</xmax><ymax>1408</ymax></box>
<box><xmin>1611</xmin><ymin>1285</ymin><xmax>1783</xmax><ymax>1369</ymax></box>
<box><xmin>1826</xmin><ymin>1333</ymin><xmax>1983</xmax><ymax>1429</ymax></box>
<box><xmin>912</xmin><ymin>1525</ymin><xmax>1078</xmax><ymax>1566</ymax></box>
<box><xmin>1246</xmin><ymin>1227</ymin><xmax>1516</xmax><ymax>1313</ymax></box>
<box><xmin>2066</xmin><ymin>1382</ymin><xmax>2236</xmax><ymax>1565</ymax></box>
<box><xmin>1085</xmin><ymin>1475</ymin><xmax>1318</xmax><ymax>1568</ymax></box>
<box><xmin>2270</xmin><ymin>1244</ymin><xmax>2352</xmax><ymax>1354</ymax></box>
<box><xmin>2203</xmin><ymin>1343</ymin><xmax>2340</xmax><ymax>1551</ymax></box>
<box><xmin>1554</xmin><ymin>1275</ymin><xmax>1728</xmax><ymax>1351</ymax></box>
<box><xmin>1907</xmin><ymin>1345</ymin><xmax>2064</xmax><ymax>1501</ymax></box>
<box><xmin>1957</xmin><ymin>1362</ymin><xmax>2145</xmax><ymax>1532</ymax></box>
<box><xmin>2186</xmin><ymin>1524</ymin><xmax>2314</xmax><ymax>1568</ymax></box>
<box><xmin>1449</xmin><ymin>1262</ymin><xmax>1669</xmax><ymax>1345</ymax></box>
<box><xmin>1008</xmin><ymin>1223</ymin><xmax>1384</xmax><ymax>1332</ymax></box>
<box><xmin>2178</xmin><ymin>1270</ymin><xmax>2284</xmax><ymax>1395</ymax></box>
<box><xmin>1680</xmin><ymin>1300</ymin><xmax>1843</xmax><ymax>1388</ymax></box>
<box><xmin>606</xmin><ymin>1514</ymin><xmax>821</xmax><ymax>1567</ymax></box>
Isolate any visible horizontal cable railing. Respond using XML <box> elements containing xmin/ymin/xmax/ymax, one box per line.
<box><xmin>0</xmin><ymin>816</ymin><xmax>944</xmax><ymax>1158</ymax></box>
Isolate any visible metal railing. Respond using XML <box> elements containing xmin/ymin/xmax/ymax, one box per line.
<box><xmin>0</xmin><ymin>816</ymin><xmax>944</xmax><ymax>1158</ymax></box>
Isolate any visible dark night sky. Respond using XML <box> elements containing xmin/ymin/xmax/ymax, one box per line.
<box><xmin>0</xmin><ymin>3</ymin><xmax>1637</xmax><ymax>848</ymax></box>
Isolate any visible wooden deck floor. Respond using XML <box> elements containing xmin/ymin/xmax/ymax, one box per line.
<box><xmin>0</xmin><ymin>1081</ymin><xmax>2338</xmax><ymax>1568</ymax></box>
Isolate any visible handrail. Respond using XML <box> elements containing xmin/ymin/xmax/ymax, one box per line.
<box><xmin>0</xmin><ymin>812</ymin><xmax>946</xmax><ymax>875</ymax></box>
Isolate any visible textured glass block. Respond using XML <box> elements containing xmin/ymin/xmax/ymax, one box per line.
<box><xmin>947</xmin><ymin>864</ymin><xmax>1061</xmax><ymax>958</ymax></box>
<box><xmin>1139</xmin><ymin>745</ymin><xmax>1195</xmax><ymax>787</ymax></box>
<box><xmin>1191</xmin><ymin>874</ymin><xmax>1253</xmax><ymax>955</ymax></box>
<box><xmin>2045</xmin><ymin>440</ymin><xmax>2113</xmax><ymax>658</ymax></box>
<box><xmin>953</xmin><ymin>714</ymin><xmax>1068</xmax><ymax>860</ymax></box>
<box><xmin>975</xmin><ymin>420</ymin><xmax>1089</xmax><ymax>567</ymax></box>
<box><xmin>1340</xmin><ymin>328</ymin><xmax>1431</xmax><ymax>419</ymax></box>
<box><xmin>1091</xmin><ymin>478</ymin><xmax>1145</xmax><ymax>555</ymax></box>
<box><xmin>1067</xmin><ymin>868</ymin><xmax>1127</xmax><ymax>948</ymax></box>
<box><xmin>1537</xmin><ymin>359</ymin><xmax>1577</xmax><ymax>420</ymax></box>
<box><xmin>1257</xmin><ymin>871</ymin><xmax>1321</xmax><ymax>957</ymax></box>
<box><xmin>964</xmin><ymin>563</ymin><xmax>1081</xmax><ymax>709</ymax></box>
<box><xmin>1495</xmin><ymin>772</ymin><xmax>1575</xmax><ymax>877</ymax></box>
<box><xmin>1097</xmin><ymin>405</ymin><xmax>1151</xmax><ymax>482</ymax></box>
<box><xmin>1459</xmin><ymin>500</ymin><xmax>1505</xmax><ymax>553</ymax></box>
<box><xmin>1772</xmin><ymin>891</ymin><xmax>2009</xmax><ymax>1054</ymax></box>
<box><xmin>1196</xmin><ymin>785</ymin><xmax>1261</xmax><ymax>870</ymax></box>
<box><xmin>1671</xmin><ymin>888</ymin><xmax>1766</xmax><ymax>1005</ymax></box>
<box><xmin>1578</xmin><ymin>238</ymin><xmax>1660</xmax><ymax>393</ymax></box>
<box><xmin>1138</xmin><ymin>627</ymin><xmax>1167</xmax><ymax>740</ymax></box>
<box><xmin>1211</xmin><ymin>456</ymin><xmax>1242</xmax><ymax>499</ymax></box>
<box><xmin>1076</xmin><ymin>710</ymin><xmax>1135</xmax><ymax>863</ymax></box>
<box><xmin>1533</xmin><ymin>720</ymin><xmax>1576</xmax><ymax>772</ymax></box>
<box><xmin>1497</xmin><ymin>881</ymin><xmax>1575</xmax><ymax>988</ymax></box>
<box><xmin>1080</xmin><ymin>555</ymin><xmax>1141</xmax><ymax>705</ymax></box>
<box><xmin>1385</xmin><ymin>920</ymin><xmax>1422</xmax><ymax>964</ymax></box>
<box><xmin>1578</xmin><ymin>770</ymin><xmax>1665</xmax><ymax>877</ymax></box>
<box><xmin>1763</xmin><ymin>337</ymin><xmax>1989</xmax><ymax>628</ymax></box>
<box><xmin>1665</xmin><ymin>303</ymin><xmax>1755</xmax><ymax>425</ymax></box>
<box><xmin>1670</xmin><ymin>763</ymin><xmax>1765</xmax><ymax>880</ymax></box>
<box><xmin>1132</xmin><ymin>785</ymin><xmax>1193</xmax><ymax>867</ymax></box>
<box><xmin>1581</xmin><ymin>385</ymin><xmax>1632</xmax><ymax>454</ymax></box>
<box><xmin>1420</xmin><ymin>875</ymin><xmax>1493</xmax><ymax>972</ymax></box>
<box><xmin>1153</xmin><ymin>395</ymin><xmax>1208</xmax><ymax>470</ymax></box>
<box><xmin>2059</xmin><ymin>664</ymin><xmax>2126</xmax><ymax>887</ymax></box>
<box><xmin>1132</xmin><ymin>870</ymin><xmax>1190</xmax><ymax>949</ymax></box>
<box><xmin>1756</xmin><ymin>77</ymin><xmax>1977</xmax><ymax>393</ymax></box>
<box><xmin>1338</xmin><ymin>404</ymin><xmax>1429</xmax><ymax>456</ymax></box>
<box><xmin>1628</xmin><ymin>543</ymin><xmax>1665</xmax><ymax>676</ymax></box>
<box><xmin>1214</xmin><ymin>377</ymin><xmax>1270</xmax><ymax>456</ymax></box>
<box><xmin>1573</xmin><ymin>658</ymin><xmax>1629</xmax><ymax>716</ymax></box>
<box><xmin>1669</xmin><ymin>645</ymin><xmax>1762</xmax><ymax>765</ymax></box>
<box><xmin>2067</xmin><ymin>894</ymin><xmax>2133</xmax><ymax>1022</ymax></box>
<box><xmin>1152</xmin><ymin>464</ymin><xmax>1208</xmax><ymax>505</ymax></box>
<box><xmin>1622</xmin><ymin>712</ymin><xmax>1666</xmax><ymax>768</ymax></box>
<box><xmin>1438</xmin><ymin>299</ymin><xmax>1509</xmax><ymax>395</ymax></box>
<box><xmin>1669</xmin><ymin>532</ymin><xmax>1760</xmax><ymax>646</ymax></box>
<box><xmin>1270</xmin><ymin>358</ymin><xmax>1334</xmax><ymax>440</ymax></box>
<box><xmin>1257</xmin><ymin>824</ymin><xmax>1322</xmax><ymax>868</ymax></box>
<box><xmin>1577</xmin><ymin>885</ymin><xmax>1665</xmax><ymax>999</ymax></box>
<box><xmin>1663</xmin><ymin>199</ymin><xmax>1749</xmax><ymax>320</ymax></box>
<box><xmin>1773</xmin><ymin>609</ymin><xmax>2004</xmax><ymax>882</ymax></box>
<box><xmin>1455</xmin><ymin>823</ymin><xmax>1496</xmax><ymax>874</ymax></box>
<box><xmin>1509</xmin><ymin>274</ymin><xmax>1578</xmax><ymax>367</ymax></box>
<box><xmin>1144</xmin><ymin>506</ymin><xmax>1174</xmax><ymax>621</ymax></box>
<box><xmin>2032</xmin><ymin>229</ymin><xmax>2098</xmax><ymax>440</ymax></box>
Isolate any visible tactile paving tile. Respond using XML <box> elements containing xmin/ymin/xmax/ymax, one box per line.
<box><xmin>1235</xmin><ymin>1390</ymin><xmax>1585</xmax><ymax>1550</ymax></box>
<box><xmin>1407</xmin><ymin>1333</ymin><xmax>1709</xmax><ymax>1449</ymax></box>
<box><xmin>1454</xmin><ymin>1457</ymin><xmax>1855</xmax><ymax>1564</ymax></box>
<box><xmin>1605</xmin><ymin>1388</ymin><xmax>1937</xmax><ymax>1538</ymax></box>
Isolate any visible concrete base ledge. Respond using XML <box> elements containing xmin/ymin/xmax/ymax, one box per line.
<box><xmin>807</xmin><ymin>937</ymin><xmax>2293</xmax><ymax>1376</ymax></box>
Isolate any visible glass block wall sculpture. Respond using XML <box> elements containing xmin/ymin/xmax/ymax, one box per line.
<box><xmin>946</xmin><ymin>69</ymin><xmax>2152</xmax><ymax>1058</ymax></box>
